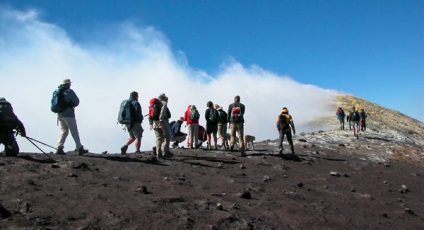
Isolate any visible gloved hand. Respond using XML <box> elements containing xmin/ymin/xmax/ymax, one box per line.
<box><xmin>20</xmin><ymin>129</ymin><xmax>26</xmax><ymax>137</ymax></box>
<box><xmin>17</xmin><ymin>121</ymin><xmax>26</xmax><ymax>137</ymax></box>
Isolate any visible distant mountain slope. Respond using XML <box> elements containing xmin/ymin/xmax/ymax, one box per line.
<box><xmin>301</xmin><ymin>94</ymin><xmax>424</xmax><ymax>163</ymax></box>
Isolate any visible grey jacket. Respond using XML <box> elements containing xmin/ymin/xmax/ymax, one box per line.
<box><xmin>58</xmin><ymin>85</ymin><xmax>80</xmax><ymax>118</ymax></box>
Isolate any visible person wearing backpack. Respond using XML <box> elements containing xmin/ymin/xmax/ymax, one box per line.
<box><xmin>226</xmin><ymin>95</ymin><xmax>246</xmax><ymax>156</ymax></box>
<box><xmin>346</xmin><ymin>112</ymin><xmax>351</xmax><ymax>130</ymax></box>
<box><xmin>359</xmin><ymin>109</ymin><xmax>367</xmax><ymax>131</ymax></box>
<box><xmin>215</xmin><ymin>104</ymin><xmax>229</xmax><ymax>150</ymax></box>
<box><xmin>119</xmin><ymin>91</ymin><xmax>144</xmax><ymax>155</ymax></box>
<box><xmin>170</xmin><ymin>117</ymin><xmax>187</xmax><ymax>148</ymax></box>
<box><xmin>53</xmin><ymin>79</ymin><xmax>88</xmax><ymax>155</ymax></box>
<box><xmin>336</xmin><ymin>107</ymin><xmax>345</xmax><ymax>130</ymax></box>
<box><xmin>276</xmin><ymin>107</ymin><xmax>296</xmax><ymax>155</ymax></box>
<box><xmin>205</xmin><ymin>101</ymin><xmax>218</xmax><ymax>150</ymax></box>
<box><xmin>351</xmin><ymin>107</ymin><xmax>360</xmax><ymax>139</ymax></box>
<box><xmin>183</xmin><ymin>104</ymin><xmax>200</xmax><ymax>149</ymax></box>
<box><xmin>0</xmin><ymin>97</ymin><xmax>26</xmax><ymax>157</ymax></box>
<box><xmin>149</xmin><ymin>93</ymin><xmax>172</xmax><ymax>158</ymax></box>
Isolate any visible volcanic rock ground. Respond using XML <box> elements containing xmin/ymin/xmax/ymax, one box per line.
<box><xmin>1</xmin><ymin>95</ymin><xmax>424</xmax><ymax>229</ymax></box>
<box><xmin>1</xmin><ymin>127</ymin><xmax>424</xmax><ymax>229</ymax></box>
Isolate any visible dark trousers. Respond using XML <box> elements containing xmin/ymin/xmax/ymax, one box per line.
<box><xmin>278</xmin><ymin>130</ymin><xmax>294</xmax><ymax>151</ymax></box>
<box><xmin>0</xmin><ymin>133</ymin><xmax>19</xmax><ymax>156</ymax></box>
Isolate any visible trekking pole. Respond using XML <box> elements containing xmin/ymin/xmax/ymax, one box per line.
<box><xmin>25</xmin><ymin>137</ymin><xmax>55</xmax><ymax>162</ymax></box>
<box><xmin>25</xmin><ymin>136</ymin><xmax>58</xmax><ymax>150</ymax></box>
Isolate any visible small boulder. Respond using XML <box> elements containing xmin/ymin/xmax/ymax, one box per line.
<box><xmin>330</xmin><ymin>171</ymin><xmax>341</xmax><ymax>177</ymax></box>
<box><xmin>216</xmin><ymin>203</ymin><xmax>223</xmax><ymax>210</ymax></box>
<box><xmin>238</xmin><ymin>190</ymin><xmax>251</xmax><ymax>199</ymax></box>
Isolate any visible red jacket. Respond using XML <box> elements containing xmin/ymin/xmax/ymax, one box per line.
<box><xmin>184</xmin><ymin>105</ymin><xmax>199</xmax><ymax>125</ymax></box>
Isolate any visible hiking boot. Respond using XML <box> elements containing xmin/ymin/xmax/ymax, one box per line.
<box><xmin>78</xmin><ymin>146</ymin><xmax>89</xmax><ymax>155</ymax></box>
<box><xmin>172</xmin><ymin>142</ymin><xmax>178</xmax><ymax>148</ymax></box>
<box><xmin>214</xmin><ymin>144</ymin><xmax>218</xmax><ymax>150</ymax></box>
<box><xmin>121</xmin><ymin>145</ymin><xmax>128</xmax><ymax>155</ymax></box>
<box><xmin>135</xmin><ymin>150</ymin><xmax>141</xmax><ymax>154</ymax></box>
<box><xmin>164</xmin><ymin>151</ymin><xmax>174</xmax><ymax>158</ymax></box>
<box><xmin>56</xmin><ymin>147</ymin><xmax>66</xmax><ymax>155</ymax></box>
<box><xmin>279</xmin><ymin>148</ymin><xmax>283</xmax><ymax>154</ymax></box>
<box><xmin>230</xmin><ymin>145</ymin><xmax>234</xmax><ymax>152</ymax></box>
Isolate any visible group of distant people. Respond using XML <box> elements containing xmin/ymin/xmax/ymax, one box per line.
<box><xmin>1</xmin><ymin>78</ymin><xmax>299</xmax><ymax>158</ymax></box>
<box><xmin>336</xmin><ymin>106</ymin><xmax>367</xmax><ymax>139</ymax></box>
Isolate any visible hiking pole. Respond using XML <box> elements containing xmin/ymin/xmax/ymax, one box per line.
<box><xmin>25</xmin><ymin>136</ymin><xmax>58</xmax><ymax>150</ymax></box>
<box><xmin>25</xmin><ymin>137</ymin><xmax>55</xmax><ymax>162</ymax></box>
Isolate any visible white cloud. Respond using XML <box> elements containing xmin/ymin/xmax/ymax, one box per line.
<box><xmin>0</xmin><ymin>8</ymin><xmax>339</xmax><ymax>153</ymax></box>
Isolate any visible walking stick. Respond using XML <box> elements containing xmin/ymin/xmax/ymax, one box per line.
<box><xmin>25</xmin><ymin>137</ymin><xmax>55</xmax><ymax>162</ymax></box>
<box><xmin>25</xmin><ymin>136</ymin><xmax>58</xmax><ymax>150</ymax></box>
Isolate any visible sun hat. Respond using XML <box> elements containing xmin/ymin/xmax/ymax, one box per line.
<box><xmin>63</xmin><ymin>79</ymin><xmax>72</xmax><ymax>84</ymax></box>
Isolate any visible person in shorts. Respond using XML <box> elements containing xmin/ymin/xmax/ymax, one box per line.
<box><xmin>120</xmin><ymin>91</ymin><xmax>144</xmax><ymax>154</ymax></box>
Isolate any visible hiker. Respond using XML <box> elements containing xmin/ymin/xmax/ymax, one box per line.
<box><xmin>359</xmin><ymin>109</ymin><xmax>367</xmax><ymax>131</ymax></box>
<box><xmin>276</xmin><ymin>107</ymin><xmax>296</xmax><ymax>154</ymax></box>
<box><xmin>120</xmin><ymin>91</ymin><xmax>144</xmax><ymax>155</ymax></box>
<box><xmin>346</xmin><ymin>112</ymin><xmax>351</xmax><ymax>130</ymax></box>
<box><xmin>336</xmin><ymin>107</ymin><xmax>345</xmax><ymax>130</ymax></box>
<box><xmin>347</xmin><ymin>107</ymin><xmax>356</xmax><ymax>131</ymax></box>
<box><xmin>53</xmin><ymin>79</ymin><xmax>88</xmax><ymax>155</ymax></box>
<box><xmin>0</xmin><ymin>98</ymin><xmax>26</xmax><ymax>156</ymax></box>
<box><xmin>148</xmin><ymin>93</ymin><xmax>172</xmax><ymax>158</ymax></box>
<box><xmin>170</xmin><ymin>117</ymin><xmax>187</xmax><ymax>148</ymax></box>
<box><xmin>215</xmin><ymin>104</ymin><xmax>229</xmax><ymax>149</ymax></box>
<box><xmin>197</xmin><ymin>125</ymin><xmax>207</xmax><ymax>148</ymax></box>
<box><xmin>183</xmin><ymin>105</ymin><xmax>200</xmax><ymax>149</ymax></box>
<box><xmin>205</xmin><ymin>101</ymin><xmax>218</xmax><ymax>150</ymax></box>
<box><xmin>227</xmin><ymin>95</ymin><xmax>246</xmax><ymax>156</ymax></box>
<box><xmin>351</xmin><ymin>107</ymin><xmax>360</xmax><ymax>139</ymax></box>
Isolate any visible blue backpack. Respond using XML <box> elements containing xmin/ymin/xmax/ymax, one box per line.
<box><xmin>51</xmin><ymin>88</ymin><xmax>67</xmax><ymax>113</ymax></box>
<box><xmin>118</xmin><ymin>99</ymin><xmax>135</xmax><ymax>124</ymax></box>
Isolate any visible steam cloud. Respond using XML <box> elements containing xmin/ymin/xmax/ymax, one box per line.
<box><xmin>0</xmin><ymin>8</ymin><xmax>339</xmax><ymax>153</ymax></box>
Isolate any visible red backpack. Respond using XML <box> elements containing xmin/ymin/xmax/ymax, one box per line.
<box><xmin>148</xmin><ymin>98</ymin><xmax>161</xmax><ymax>120</ymax></box>
<box><xmin>231</xmin><ymin>105</ymin><xmax>242</xmax><ymax>122</ymax></box>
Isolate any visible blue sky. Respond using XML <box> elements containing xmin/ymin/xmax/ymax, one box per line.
<box><xmin>7</xmin><ymin>0</ymin><xmax>422</xmax><ymax>119</ymax></box>
<box><xmin>0</xmin><ymin>1</ymin><xmax>423</xmax><ymax>152</ymax></box>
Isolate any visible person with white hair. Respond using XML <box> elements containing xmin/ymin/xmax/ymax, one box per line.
<box><xmin>149</xmin><ymin>93</ymin><xmax>172</xmax><ymax>158</ymax></box>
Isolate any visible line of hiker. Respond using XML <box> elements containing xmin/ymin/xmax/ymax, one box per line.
<box><xmin>336</xmin><ymin>106</ymin><xmax>367</xmax><ymax>139</ymax></box>
<box><xmin>1</xmin><ymin>79</ymin><xmax>300</xmax><ymax>158</ymax></box>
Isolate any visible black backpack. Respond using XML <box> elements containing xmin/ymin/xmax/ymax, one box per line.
<box><xmin>352</xmin><ymin>111</ymin><xmax>360</xmax><ymax>121</ymax></box>
<box><xmin>218</xmin><ymin>110</ymin><xmax>228</xmax><ymax>124</ymax></box>
<box><xmin>0</xmin><ymin>101</ymin><xmax>19</xmax><ymax>130</ymax></box>
<box><xmin>278</xmin><ymin>114</ymin><xmax>290</xmax><ymax>130</ymax></box>
<box><xmin>208</xmin><ymin>108</ymin><xmax>219</xmax><ymax>123</ymax></box>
